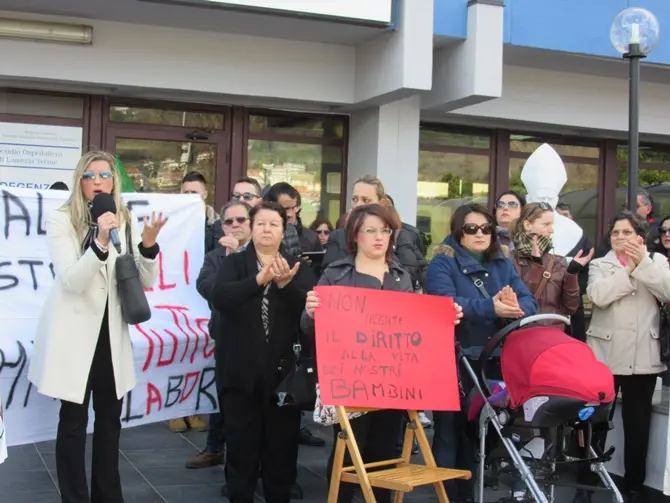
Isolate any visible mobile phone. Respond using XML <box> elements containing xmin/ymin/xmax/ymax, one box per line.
<box><xmin>300</xmin><ymin>251</ymin><xmax>326</xmax><ymax>262</ymax></box>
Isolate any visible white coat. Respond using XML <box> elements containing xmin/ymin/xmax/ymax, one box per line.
<box><xmin>28</xmin><ymin>208</ymin><xmax>158</xmax><ymax>404</ymax></box>
<box><xmin>586</xmin><ymin>250</ymin><xmax>670</xmax><ymax>376</ymax></box>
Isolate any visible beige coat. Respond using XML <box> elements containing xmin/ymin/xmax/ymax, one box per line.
<box><xmin>586</xmin><ymin>249</ymin><xmax>670</xmax><ymax>376</ymax></box>
<box><xmin>29</xmin><ymin>208</ymin><xmax>158</xmax><ymax>404</ymax></box>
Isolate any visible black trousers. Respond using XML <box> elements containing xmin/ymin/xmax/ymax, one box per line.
<box><xmin>222</xmin><ymin>383</ymin><xmax>301</xmax><ymax>503</ymax></box>
<box><xmin>326</xmin><ymin>410</ymin><xmax>403</xmax><ymax>503</ymax></box>
<box><xmin>55</xmin><ymin>311</ymin><xmax>124</xmax><ymax>503</ymax></box>
<box><xmin>580</xmin><ymin>373</ymin><xmax>658</xmax><ymax>492</ymax></box>
<box><xmin>612</xmin><ymin>374</ymin><xmax>658</xmax><ymax>491</ymax></box>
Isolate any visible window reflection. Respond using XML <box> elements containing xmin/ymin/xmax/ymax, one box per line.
<box><xmin>419</xmin><ymin>127</ymin><xmax>490</xmax><ymax>149</ymax></box>
<box><xmin>616</xmin><ymin>145</ymin><xmax>670</xmax><ymax>220</ymax></box>
<box><xmin>246</xmin><ymin>140</ymin><xmax>343</xmax><ymax>226</ymax></box>
<box><xmin>114</xmin><ymin>138</ymin><xmax>217</xmax><ymax>205</ymax></box>
<box><xmin>417</xmin><ymin>151</ymin><xmax>490</xmax><ymax>255</ymax></box>
<box><xmin>510</xmin><ymin>136</ymin><xmax>599</xmax><ymax>158</ymax></box>
<box><xmin>110</xmin><ymin>106</ymin><xmax>224</xmax><ymax>130</ymax></box>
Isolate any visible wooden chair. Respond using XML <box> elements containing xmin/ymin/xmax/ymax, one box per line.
<box><xmin>328</xmin><ymin>407</ymin><xmax>472</xmax><ymax>502</ymax></box>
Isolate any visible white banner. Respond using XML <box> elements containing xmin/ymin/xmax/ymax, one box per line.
<box><xmin>0</xmin><ymin>122</ymin><xmax>83</xmax><ymax>190</ymax></box>
<box><xmin>0</xmin><ymin>188</ymin><xmax>216</xmax><ymax>453</ymax></box>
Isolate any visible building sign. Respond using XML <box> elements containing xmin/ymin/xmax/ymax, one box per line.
<box><xmin>187</xmin><ymin>0</ymin><xmax>393</xmax><ymax>25</ymax></box>
<box><xmin>0</xmin><ymin>122</ymin><xmax>83</xmax><ymax>191</ymax></box>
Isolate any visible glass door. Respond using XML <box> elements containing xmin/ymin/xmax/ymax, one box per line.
<box><xmin>104</xmin><ymin>103</ymin><xmax>231</xmax><ymax>208</ymax></box>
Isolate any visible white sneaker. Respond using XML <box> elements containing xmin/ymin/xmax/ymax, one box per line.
<box><xmin>513</xmin><ymin>490</ymin><xmax>526</xmax><ymax>501</ymax></box>
<box><xmin>418</xmin><ymin>412</ymin><xmax>432</xmax><ymax>428</ymax></box>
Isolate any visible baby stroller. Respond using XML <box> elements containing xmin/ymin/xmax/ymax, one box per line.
<box><xmin>460</xmin><ymin>314</ymin><xmax>624</xmax><ymax>503</ymax></box>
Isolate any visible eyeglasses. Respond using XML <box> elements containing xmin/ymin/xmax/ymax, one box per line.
<box><xmin>82</xmin><ymin>171</ymin><xmax>113</xmax><ymax>182</ymax></box>
<box><xmin>231</xmin><ymin>192</ymin><xmax>259</xmax><ymax>202</ymax></box>
<box><xmin>660</xmin><ymin>227</ymin><xmax>670</xmax><ymax>236</ymax></box>
<box><xmin>360</xmin><ymin>227</ymin><xmax>393</xmax><ymax>237</ymax></box>
<box><xmin>496</xmin><ymin>200</ymin><xmax>520</xmax><ymax>210</ymax></box>
<box><xmin>462</xmin><ymin>223</ymin><xmax>493</xmax><ymax>236</ymax></box>
<box><xmin>316</xmin><ymin>229</ymin><xmax>330</xmax><ymax>235</ymax></box>
<box><xmin>223</xmin><ymin>217</ymin><xmax>249</xmax><ymax>226</ymax></box>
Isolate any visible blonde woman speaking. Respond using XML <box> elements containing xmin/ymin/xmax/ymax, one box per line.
<box><xmin>29</xmin><ymin>151</ymin><xmax>167</xmax><ymax>503</ymax></box>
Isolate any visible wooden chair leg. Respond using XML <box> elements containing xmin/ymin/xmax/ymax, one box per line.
<box><xmin>338</xmin><ymin>407</ymin><xmax>377</xmax><ymax>503</ymax></box>
<box><xmin>408</xmin><ymin>411</ymin><xmax>450</xmax><ymax>503</ymax></box>
<box><xmin>393</xmin><ymin>489</ymin><xmax>405</xmax><ymax>503</ymax></box>
<box><xmin>327</xmin><ymin>432</ymin><xmax>347</xmax><ymax>503</ymax></box>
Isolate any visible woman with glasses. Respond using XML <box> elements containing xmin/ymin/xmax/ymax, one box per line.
<box><xmin>586</xmin><ymin>211</ymin><xmax>670</xmax><ymax>503</ymax></box>
<box><xmin>29</xmin><ymin>151</ymin><xmax>166</xmax><ymax>503</ymax></box>
<box><xmin>495</xmin><ymin>191</ymin><xmax>525</xmax><ymax>248</ymax></box>
<box><xmin>322</xmin><ymin>176</ymin><xmax>423</xmax><ymax>289</ymax></box>
<box><xmin>509</xmin><ymin>202</ymin><xmax>590</xmax><ymax>332</ymax></box>
<box><xmin>425</xmin><ymin>203</ymin><xmax>537</xmax><ymax>503</ymax></box>
<box><xmin>302</xmin><ymin>204</ymin><xmax>463</xmax><ymax>503</ymax></box>
<box><xmin>310</xmin><ymin>218</ymin><xmax>334</xmax><ymax>247</ymax></box>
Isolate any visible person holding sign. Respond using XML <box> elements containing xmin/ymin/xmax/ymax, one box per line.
<box><xmin>302</xmin><ymin>204</ymin><xmax>463</xmax><ymax>503</ymax></box>
<box><xmin>210</xmin><ymin>201</ymin><xmax>316</xmax><ymax>503</ymax></box>
<box><xmin>426</xmin><ymin>203</ymin><xmax>537</xmax><ymax>503</ymax></box>
<box><xmin>29</xmin><ymin>151</ymin><xmax>166</xmax><ymax>503</ymax></box>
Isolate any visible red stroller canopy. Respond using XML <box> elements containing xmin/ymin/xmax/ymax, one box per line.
<box><xmin>500</xmin><ymin>327</ymin><xmax>615</xmax><ymax>409</ymax></box>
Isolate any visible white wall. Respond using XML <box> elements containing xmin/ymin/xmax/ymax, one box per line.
<box><xmin>0</xmin><ymin>12</ymin><xmax>356</xmax><ymax>105</ymax></box>
<box><xmin>450</xmin><ymin>65</ymin><xmax>670</xmax><ymax>137</ymax></box>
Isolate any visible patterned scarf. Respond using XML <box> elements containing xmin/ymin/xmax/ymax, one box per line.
<box><xmin>513</xmin><ymin>232</ymin><xmax>553</xmax><ymax>258</ymax></box>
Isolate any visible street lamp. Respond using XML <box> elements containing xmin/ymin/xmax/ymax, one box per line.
<box><xmin>610</xmin><ymin>7</ymin><xmax>660</xmax><ymax>211</ymax></box>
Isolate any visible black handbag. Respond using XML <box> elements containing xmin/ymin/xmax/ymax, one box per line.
<box><xmin>116</xmin><ymin>223</ymin><xmax>152</xmax><ymax>325</ymax></box>
<box><xmin>274</xmin><ymin>335</ymin><xmax>317</xmax><ymax>411</ymax></box>
<box><xmin>659</xmin><ymin>302</ymin><xmax>670</xmax><ymax>363</ymax></box>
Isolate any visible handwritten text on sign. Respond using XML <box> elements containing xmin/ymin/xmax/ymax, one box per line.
<box><xmin>0</xmin><ymin>188</ymin><xmax>216</xmax><ymax>447</ymax></box>
<box><xmin>314</xmin><ymin>286</ymin><xmax>460</xmax><ymax>411</ymax></box>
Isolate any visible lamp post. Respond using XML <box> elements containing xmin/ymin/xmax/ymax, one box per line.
<box><xmin>610</xmin><ymin>8</ymin><xmax>660</xmax><ymax>211</ymax></box>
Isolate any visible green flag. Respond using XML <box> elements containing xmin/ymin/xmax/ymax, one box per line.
<box><xmin>115</xmin><ymin>157</ymin><xmax>136</xmax><ymax>193</ymax></box>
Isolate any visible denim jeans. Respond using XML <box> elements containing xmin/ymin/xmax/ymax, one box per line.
<box><xmin>205</xmin><ymin>412</ymin><xmax>226</xmax><ymax>453</ymax></box>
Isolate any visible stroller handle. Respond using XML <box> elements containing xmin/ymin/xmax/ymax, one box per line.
<box><xmin>477</xmin><ymin>314</ymin><xmax>572</xmax><ymax>397</ymax></box>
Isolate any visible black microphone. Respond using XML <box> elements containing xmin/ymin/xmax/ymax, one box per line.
<box><xmin>91</xmin><ymin>193</ymin><xmax>122</xmax><ymax>254</ymax></box>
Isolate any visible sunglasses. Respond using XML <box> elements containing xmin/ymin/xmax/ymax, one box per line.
<box><xmin>660</xmin><ymin>227</ymin><xmax>670</xmax><ymax>236</ymax></box>
<box><xmin>526</xmin><ymin>202</ymin><xmax>553</xmax><ymax>220</ymax></box>
<box><xmin>462</xmin><ymin>223</ymin><xmax>493</xmax><ymax>236</ymax></box>
<box><xmin>316</xmin><ymin>229</ymin><xmax>330</xmax><ymax>235</ymax></box>
<box><xmin>496</xmin><ymin>200</ymin><xmax>520</xmax><ymax>210</ymax></box>
<box><xmin>82</xmin><ymin>171</ymin><xmax>113</xmax><ymax>182</ymax></box>
<box><xmin>231</xmin><ymin>192</ymin><xmax>259</xmax><ymax>202</ymax></box>
<box><xmin>223</xmin><ymin>216</ymin><xmax>249</xmax><ymax>226</ymax></box>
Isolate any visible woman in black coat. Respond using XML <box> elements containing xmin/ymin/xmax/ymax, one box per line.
<box><xmin>211</xmin><ymin>201</ymin><xmax>316</xmax><ymax>503</ymax></box>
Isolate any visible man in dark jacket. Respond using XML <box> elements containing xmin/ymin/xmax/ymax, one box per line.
<box><xmin>261</xmin><ymin>184</ymin><xmax>303</xmax><ymax>258</ymax></box>
<box><xmin>268</xmin><ymin>182</ymin><xmax>322</xmax><ymax>252</ymax></box>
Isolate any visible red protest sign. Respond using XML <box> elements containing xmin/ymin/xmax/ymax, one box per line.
<box><xmin>314</xmin><ymin>286</ymin><xmax>460</xmax><ymax>411</ymax></box>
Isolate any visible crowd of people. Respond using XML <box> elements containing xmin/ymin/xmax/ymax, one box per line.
<box><xmin>29</xmin><ymin>150</ymin><xmax>670</xmax><ymax>503</ymax></box>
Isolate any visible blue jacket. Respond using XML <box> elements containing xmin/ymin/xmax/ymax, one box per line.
<box><xmin>426</xmin><ymin>235</ymin><xmax>537</xmax><ymax>357</ymax></box>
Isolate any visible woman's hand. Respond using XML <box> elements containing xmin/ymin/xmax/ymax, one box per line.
<box><xmin>624</xmin><ymin>239</ymin><xmax>646</xmax><ymax>266</ymax></box>
<box><xmin>572</xmin><ymin>247</ymin><xmax>595</xmax><ymax>266</ymax></box>
<box><xmin>271</xmin><ymin>255</ymin><xmax>300</xmax><ymax>287</ymax></box>
<box><xmin>256</xmin><ymin>261</ymin><xmax>275</xmax><ymax>286</ymax></box>
<box><xmin>498</xmin><ymin>285</ymin><xmax>519</xmax><ymax>308</ymax></box>
<box><xmin>531</xmin><ymin>235</ymin><xmax>541</xmax><ymax>257</ymax></box>
<box><xmin>96</xmin><ymin>212</ymin><xmax>118</xmax><ymax>247</ymax></box>
<box><xmin>141</xmin><ymin>212</ymin><xmax>168</xmax><ymax>248</ymax></box>
<box><xmin>305</xmin><ymin>290</ymin><xmax>320</xmax><ymax>319</ymax></box>
<box><xmin>453</xmin><ymin>302</ymin><xmax>463</xmax><ymax>325</ymax></box>
<box><xmin>493</xmin><ymin>297</ymin><xmax>525</xmax><ymax>319</ymax></box>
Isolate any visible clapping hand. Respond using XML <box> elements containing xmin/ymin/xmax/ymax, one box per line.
<box><xmin>572</xmin><ymin>248</ymin><xmax>595</xmax><ymax>267</ymax></box>
<box><xmin>270</xmin><ymin>255</ymin><xmax>300</xmax><ymax>288</ymax></box>
<box><xmin>531</xmin><ymin>235</ymin><xmax>542</xmax><ymax>257</ymax></box>
<box><xmin>219</xmin><ymin>235</ymin><xmax>240</xmax><ymax>256</ymax></box>
<box><xmin>623</xmin><ymin>236</ymin><xmax>646</xmax><ymax>271</ymax></box>
<box><xmin>141</xmin><ymin>212</ymin><xmax>168</xmax><ymax>248</ymax></box>
<box><xmin>493</xmin><ymin>286</ymin><xmax>524</xmax><ymax>319</ymax></box>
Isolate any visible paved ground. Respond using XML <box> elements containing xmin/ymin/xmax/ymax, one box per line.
<box><xmin>1</xmin><ymin>417</ymin><xmax>668</xmax><ymax>503</ymax></box>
